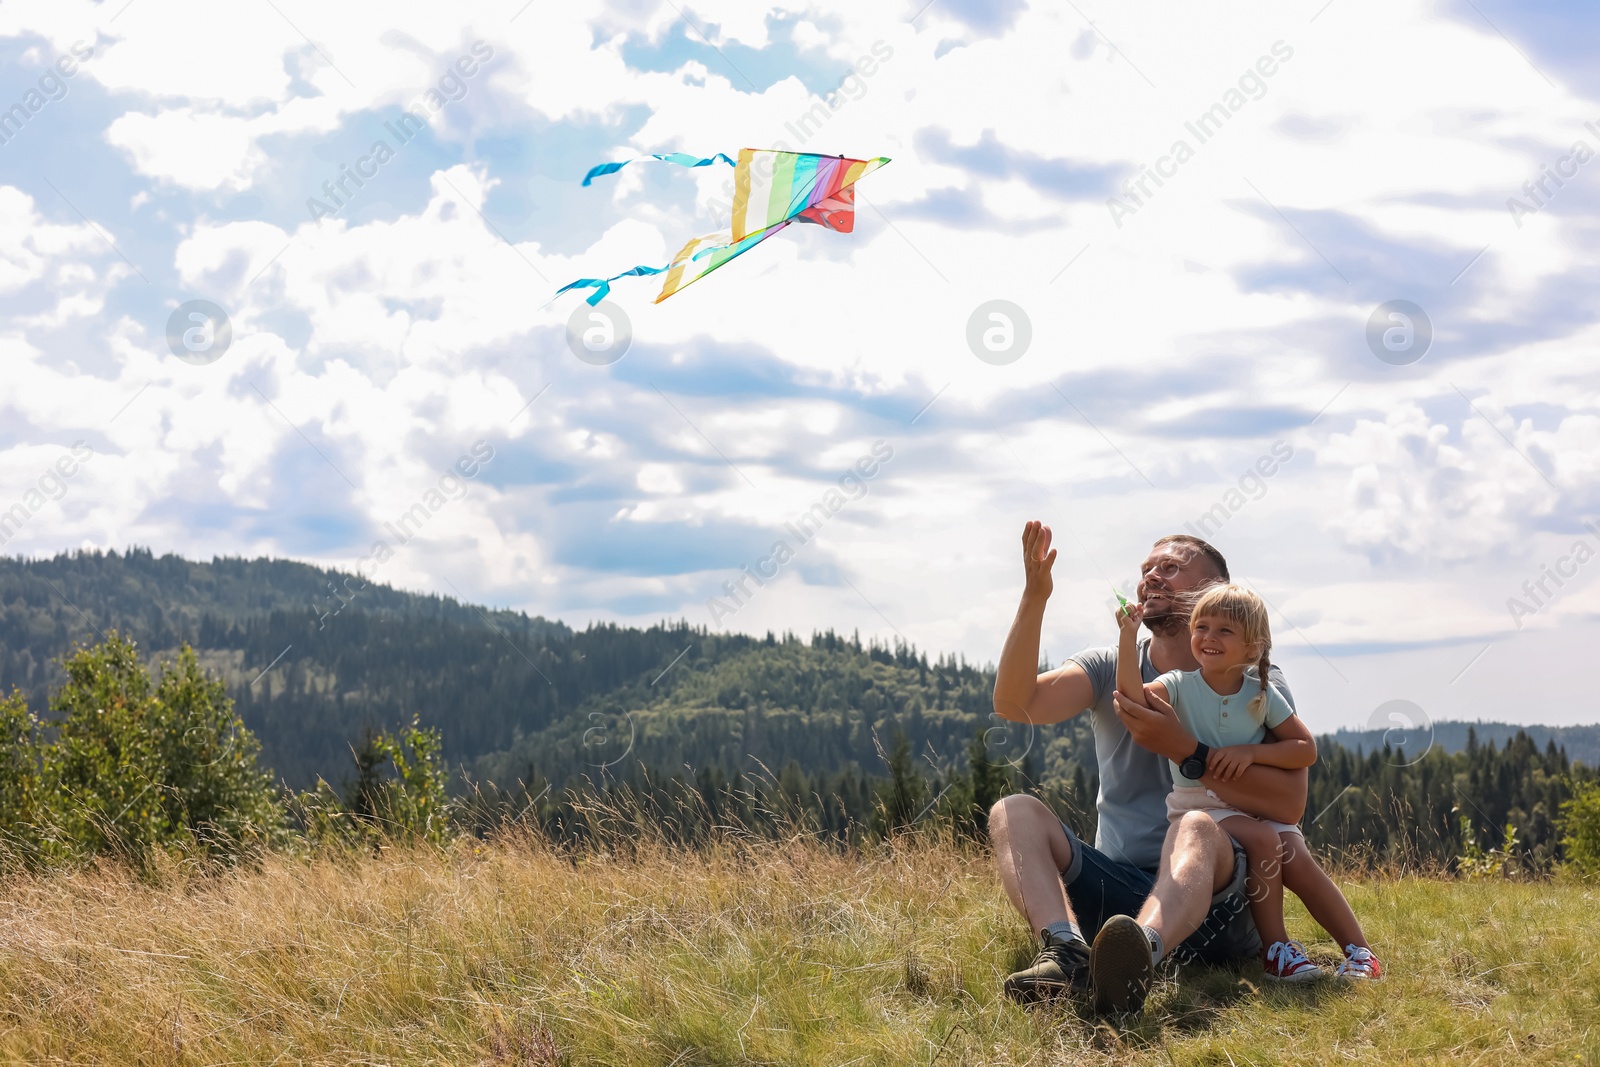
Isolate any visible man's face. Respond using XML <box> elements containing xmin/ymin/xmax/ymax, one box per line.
<box><xmin>1137</xmin><ymin>542</ymin><xmax>1221</xmax><ymax>628</ymax></box>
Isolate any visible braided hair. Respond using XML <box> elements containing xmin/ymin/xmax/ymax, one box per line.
<box><xmin>1250</xmin><ymin>647</ymin><xmax>1272</xmax><ymax>720</ymax></box>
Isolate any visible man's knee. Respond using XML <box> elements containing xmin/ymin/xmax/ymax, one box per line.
<box><xmin>1170</xmin><ymin>811</ymin><xmax>1233</xmax><ymax>885</ymax></box>
<box><xmin>988</xmin><ymin>793</ymin><xmax>1051</xmax><ymax>837</ymax></box>
<box><xmin>988</xmin><ymin>793</ymin><xmax>1073</xmax><ymax>867</ymax></box>
<box><xmin>1172</xmin><ymin>810</ymin><xmax>1226</xmax><ymax>852</ymax></box>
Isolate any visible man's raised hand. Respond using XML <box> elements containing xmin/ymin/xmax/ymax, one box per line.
<box><xmin>1021</xmin><ymin>520</ymin><xmax>1056</xmax><ymax>602</ymax></box>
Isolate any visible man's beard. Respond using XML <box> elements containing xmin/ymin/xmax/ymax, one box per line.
<box><xmin>1140</xmin><ymin>597</ymin><xmax>1190</xmax><ymax>637</ymax></box>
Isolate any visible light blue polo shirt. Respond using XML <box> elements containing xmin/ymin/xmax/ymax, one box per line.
<box><xmin>1069</xmin><ymin>639</ymin><xmax>1295</xmax><ymax>870</ymax></box>
<box><xmin>1153</xmin><ymin>667</ymin><xmax>1295</xmax><ymax>789</ymax></box>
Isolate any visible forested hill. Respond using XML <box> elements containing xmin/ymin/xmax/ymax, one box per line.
<box><xmin>0</xmin><ymin>549</ymin><xmax>1054</xmax><ymax>791</ymax></box>
<box><xmin>4</xmin><ymin>548</ymin><xmax>1596</xmax><ymax>873</ymax></box>
<box><xmin>1</xmin><ymin>550</ymin><xmax>1591</xmax><ymax>812</ymax></box>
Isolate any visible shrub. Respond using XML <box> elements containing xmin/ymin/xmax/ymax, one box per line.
<box><xmin>42</xmin><ymin>633</ymin><xmax>285</xmax><ymax>864</ymax></box>
<box><xmin>369</xmin><ymin>720</ymin><xmax>452</xmax><ymax>845</ymax></box>
<box><xmin>293</xmin><ymin>719</ymin><xmax>453</xmax><ymax>849</ymax></box>
<box><xmin>0</xmin><ymin>691</ymin><xmax>44</xmax><ymax>859</ymax></box>
<box><xmin>1559</xmin><ymin>779</ymin><xmax>1600</xmax><ymax>879</ymax></box>
<box><xmin>1456</xmin><ymin>815</ymin><xmax>1518</xmax><ymax>879</ymax></box>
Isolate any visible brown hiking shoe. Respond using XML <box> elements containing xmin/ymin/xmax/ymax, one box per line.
<box><xmin>1003</xmin><ymin>931</ymin><xmax>1091</xmax><ymax>1002</ymax></box>
<box><xmin>1090</xmin><ymin>914</ymin><xmax>1153</xmax><ymax>1014</ymax></box>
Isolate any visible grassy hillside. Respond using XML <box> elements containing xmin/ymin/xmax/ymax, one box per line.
<box><xmin>0</xmin><ymin>835</ymin><xmax>1594</xmax><ymax>1065</ymax></box>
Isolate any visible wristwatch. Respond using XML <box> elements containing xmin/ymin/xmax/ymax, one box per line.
<box><xmin>1179</xmin><ymin>741</ymin><xmax>1210</xmax><ymax>780</ymax></box>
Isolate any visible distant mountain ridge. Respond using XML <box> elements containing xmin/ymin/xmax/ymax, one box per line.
<box><xmin>0</xmin><ymin>548</ymin><xmax>571</xmax><ymax>641</ymax></box>
<box><xmin>1327</xmin><ymin>721</ymin><xmax>1600</xmax><ymax>769</ymax></box>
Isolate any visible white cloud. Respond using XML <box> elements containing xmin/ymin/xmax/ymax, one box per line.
<box><xmin>2</xmin><ymin>0</ymin><xmax>1599</xmax><ymax>729</ymax></box>
<box><xmin>106</xmin><ymin>108</ymin><xmax>266</xmax><ymax>191</ymax></box>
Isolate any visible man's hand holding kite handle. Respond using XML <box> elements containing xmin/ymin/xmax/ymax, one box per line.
<box><xmin>1113</xmin><ymin>688</ymin><xmax>1308</xmax><ymax>825</ymax></box>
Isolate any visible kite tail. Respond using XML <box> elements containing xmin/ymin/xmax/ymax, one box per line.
<box><xmin>555</xmin><ymin>263</ymin><xmax>670</xmax><ymax>306</ymax></box>
<box><xmin>581</xmin><ymin>151</ymin><xmax>736</xmax><ymax>187</ymax></box>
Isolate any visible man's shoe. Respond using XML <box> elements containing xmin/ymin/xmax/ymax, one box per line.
<box><xmin>1002</xmin><ymin>931</ymin><xmax>1091</xmax><ymax>1002</ymax></box>
<box><xmin>1090</xmin><ymin>914</ymin><xmax>1154</xmax><ymax>1014</ymax></box>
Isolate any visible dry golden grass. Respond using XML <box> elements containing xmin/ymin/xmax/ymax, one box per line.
<box><xmin>0</xmin><ymin>833</ymin><xmax>1595</xmax><ymax>1065</ymax></box>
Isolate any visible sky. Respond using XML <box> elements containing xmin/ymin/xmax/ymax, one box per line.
<box><xmin>1</xmin><ymin>0</ymin><xmax>1597</xmax><ymax>734</ymax></box>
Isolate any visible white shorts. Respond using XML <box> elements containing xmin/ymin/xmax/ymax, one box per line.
<box><xmin>1167</xmin><ymin>786</ymin><xmax>1302</xmax><ymax>838</ymax></box>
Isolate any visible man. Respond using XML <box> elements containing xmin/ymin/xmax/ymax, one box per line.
<box><xmin>988</xmin><ymin>523</ymin><xmax>1307</xmax><ymax>1013</ymax></box>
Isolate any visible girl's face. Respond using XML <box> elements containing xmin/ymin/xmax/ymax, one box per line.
<box><xmin>1190</xmin><ymin>613</ymin><xmax>1258</xmax><ymax>674</ymax></box>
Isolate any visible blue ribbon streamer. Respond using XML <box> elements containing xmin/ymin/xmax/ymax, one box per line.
<box><xmin>556</xmin><ymin>263</ymin><xmax>670</xmax><ymax>306</ymax></box>
<box><xmin>561</xmin><ymin>151</ymin><xmax>739</xmax><ymax>304</ymax></box>
<box><xmin>581</xmin><ymin>152</ymin><xmax>736</xmax><ymax>187</ymax></box>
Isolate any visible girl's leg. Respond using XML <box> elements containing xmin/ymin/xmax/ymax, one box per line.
<box><xmin>1217</xmin><ymin>815</ymin><xmax>1286</xmax><ymax>953</ymax></box>
<box><xmin>1279</xmin><ymin>832</ymin><xmax>1369</xmax><ymax>950</ymax></box>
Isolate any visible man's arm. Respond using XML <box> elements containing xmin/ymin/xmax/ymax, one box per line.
<box><xmin>1111</xmin><ymin>686</ymin><xmax>1195</xmax><ymax>763</ymax></box>
<box><xmin>1203</xmin><ymin>766</ymin><xmax>1309</xmax><ymax>825</ymax></box>
<box><xmin>993</xmin><ymin>521</ymin><xmax>1094</xmax><ymax>726</ymax></box>
<box><xmin>1112</xmin><ymin>687</ymin><xmax>1309</xmax><ymax>824</ymax></box>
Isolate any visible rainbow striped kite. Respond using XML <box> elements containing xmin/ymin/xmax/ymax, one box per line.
<box><xmin>558</xmin><ymin>148</ymin><xmax>890</xmax><ymax>305</ymax></box>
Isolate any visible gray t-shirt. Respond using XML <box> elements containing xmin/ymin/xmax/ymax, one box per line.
<box><xmin>1068</xmin><ymin>639</ymin><xmax>1295</xmax><ymax>871</ymax></box>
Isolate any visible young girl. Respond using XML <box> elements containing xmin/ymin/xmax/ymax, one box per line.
<box><xmin>1115</xmin><ymin>583</ymin><xmax>1382</xmax><ymax>981</ymax></box>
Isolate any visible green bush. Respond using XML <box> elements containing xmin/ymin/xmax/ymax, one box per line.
<box><xmin>0</xmin><ymin>633</ymin><xmax>286</xmax><ymax>868</ymax></box>
<box><xmin>0</xmin><ymin>691</ymin><xmax>44</xmax><ymax>858</ymax></box>
<box><xmin>293</xmin><ymin>719</ymin><xmax>453</xmax><ymax>849</ymax></box>
<box><xmin>365</xmin><ymin>720</ymin><xmax>452</xmax><ymax>845</ymax></box>
<box><xmin>1559</xmin><ymin>779</ymin><xmax>1600</xmax><ymax>879</ymax></box>
<box><xmin>1456</xmin><ymin>815</ymin><xmax>1519</xmax><ymax>879</ymax></box>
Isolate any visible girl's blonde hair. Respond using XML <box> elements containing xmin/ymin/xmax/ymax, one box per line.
<box><xmin>1189</xmin><ymin>583</ymin><xmax>1273</xmax><ymax>721</ymax></box>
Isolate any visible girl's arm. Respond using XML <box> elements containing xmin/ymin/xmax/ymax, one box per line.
<box><xmin>1113</xmin><ymin>602</ymin><xmax>1144</xmax><ymax>701</ymax></box>
<box><xmin>1120</xmin><ymin>604</ymin><xmax>1184</xmax><ymax>739</ymax></box>
<box><xmin>1207</xmin><ymin>713</ymin><xmax>1317</xmax><ymax>781</ymax></box>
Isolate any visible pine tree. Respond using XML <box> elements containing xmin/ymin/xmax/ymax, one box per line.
<box><xmin>878</xmin><ymin>729</ymin><xmax>924</xmax><ymax>834</ymax></box>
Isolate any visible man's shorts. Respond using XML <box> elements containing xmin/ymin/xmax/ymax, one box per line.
<box><xmin>1059</xmin><ymin>820</ymin><xmax>1262</xmax><ymax>964</ymax></box>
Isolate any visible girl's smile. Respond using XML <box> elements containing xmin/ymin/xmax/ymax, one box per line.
<box><xmin>1190</xmin><ymin>613</ymin><xmax>1255</xmax><ymax>690</ymax></box>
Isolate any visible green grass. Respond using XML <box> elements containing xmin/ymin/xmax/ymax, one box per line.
<box><xmin>0</xmin><ymin>835</ymin><xmax>1595</xmax><ymax>1065</ymax></box>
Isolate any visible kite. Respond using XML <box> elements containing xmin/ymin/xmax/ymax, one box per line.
<box><xmin>557</xmin><ymin>148</ymin><xmax>890</xmax><ymax>305</ymax></box>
